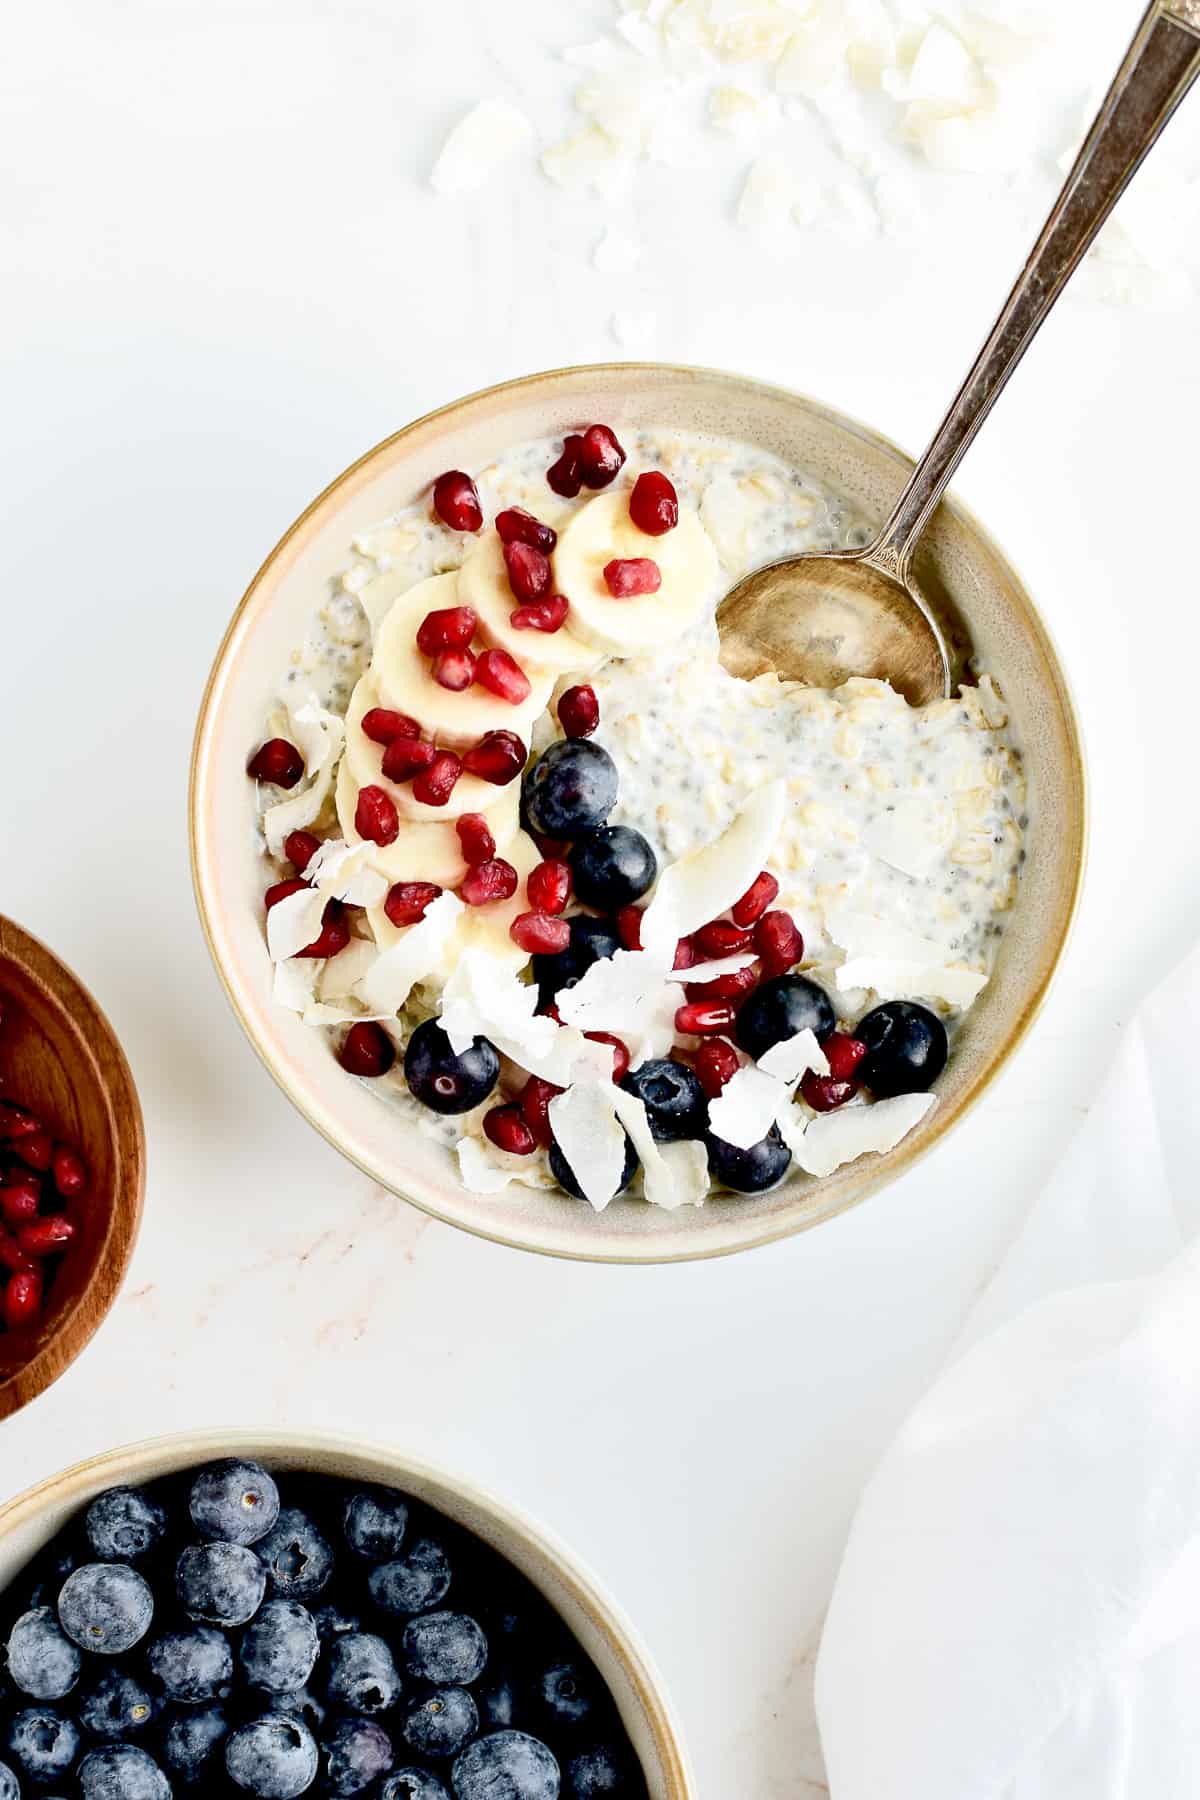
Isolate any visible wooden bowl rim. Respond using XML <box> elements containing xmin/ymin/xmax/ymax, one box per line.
<box><xmin>0</xmin><ymin>915</ymin><xmax>146</xmax><ymax>1419</ymax></box>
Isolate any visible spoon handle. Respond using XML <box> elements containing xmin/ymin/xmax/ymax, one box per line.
<box><xmin>870</xmin><ymin>0</ymin><xmax>1200</xmax><ymax>582</ymax></box>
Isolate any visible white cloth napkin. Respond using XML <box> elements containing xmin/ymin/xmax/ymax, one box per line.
<box><xmin>816</xmin><ymin>942</ymin><xmax>1200</xmax><ymax>1799</ymax></box>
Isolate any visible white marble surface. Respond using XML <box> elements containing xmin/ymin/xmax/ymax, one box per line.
<box><xmin>3</xmin><ymin>3</ymin><xmax>1200</xmax><ymax>1792</ymax></box>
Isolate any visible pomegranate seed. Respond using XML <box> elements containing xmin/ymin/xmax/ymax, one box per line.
<box><xmin>732</xmin><ymin>870</ymin><xmax>779</xmax><ymax>928</ymax></box>
<box><xmin>824</xmin><ymin>1033</ymin><xmax>868</xmax><ymax>1083</ymax></box>
<box><xmin>616</xmin><ymin>905</ymin><xmax>643</xmax><ymax>950</ymax></box>
<box><xmin>362</xmin><ymin>707</ymin><xmax>422</xmax><ymax>747</ymax></box>
<box><xmin>12</xmin><ymin>1132</ymin><xmax>52</xmax><ymax>1173</ymax></box>
<box><xmin>338</xmin><ymin>1021</ymin><xmax>396</xmax><ymax>1078</ymax></box>
<box><xmin>295</xmin><ymin>900</ymin><xmax>350</xmax><ymax>960</ymax></box>
<box><xmin>526</xmin><ymin>860</ymin><xmax>570</xmax><ymax>915</ymax></box>
<box><xmin>432</xmin><ymin>646</ymin><xmax>477</xmax><ymax>691</ymax></box>
<box><xmin>674</xmin><ymin>1000</ymin><xmax>737</xmax><ymax>1036</ymax></box>
<box><xmin>629</xmin><ymin>469</ymin><xmax>679</xmax><ymax>535</ymax></box>
<box><xmin>3</xmin><ymin>1268</ymin><xmax>42</xmax><ymax>1330</ymax></box>
<box><xmin>17</xmin><ymin>1215</ymin><xmax>77</xmax><ymax>1258</ymax></box>
<box><xmin>382</xmin><ymin>737</ymin><xmax>438</xmax><ymax>782</ymax></box>
<box><xmin>502</xmin><ymin>541</ymin><xmax>552</xmax><ymax>604</ymax></box>
<box><xmin>475</xmin><ymin>649</ymin><xmax>532</xmax><ymax>704</ymax></box>
<box><xmin>695</xmin><ymin>920</ymin><xmax>755</xmax><ymax>958</ymax></box>
<box><xmin>284</xmin><ymin>830</ymin><xmax>321</xmax><ymax>873</ymax></box>
<box><xmin>355</xmin><ymin>785</ymin><xmax>400</xmax><ymax>846</ymax></box>
<box><xmin>510</xmin><ymin>912</ymin><xmax>571</xmax><ymax>954</ymax></box>
<box><xmin>417</xmin><ymin>605</ymin><xmax>478</xmax><ymax>656</ymax></box>
<box><xmin>432</xmin><ymin>469</ymin><xmax>483</xmax><ymax>532</ymax></box>
<box><xmin>0</xmin><ymin>1234</ymin><xmax>32</xmax><ymax>1274</ymax></box>
<box><xmin>51</xmin><ymin>1145</ymin><xmax>88</xmax><ymax>1200</ymax></box>
<box><xmin>585</xmin><ymin>1032</ymin><xmax>630</xmax><ymax>1082</ymax></box>
<box><xmin>510</xmin><ymin>595</ymin><xmax>569</xmax><ymax>633</ymax></box>
<box><xmin>247</xmin><ymin>738</ymin><xmax>304</xmax><ymax>788</ymax></box>
<box><xmin>483</xmin><ymin>1105</ymin><xmax>537</xmax><ymax>1157</ymax></box>
<box><xmin>456</xmin><ymin>814</ymin><xmax>496</xmax><ymax>866</ymax></box>
<box><xmin>412</xmin><ymin>751</ymin><xmax>462</xmax><ymax>807</ymax></box>
<box><xmin>461</xmin><ymin>858</ymin><xmax>519</xmax><ymax>907</ymax></box>
<box><xmin>520</xmin><ymin>1076</ymin><xmax>564</xmax><ymax>1149</ymax></box>
<box><xmin>384</xmin><ymin>882</ymin><xmax>442</xmax><ymax>928</ymax></box>
<box><xmin>694</xmin><ymin>1038</ymin><xmax>740</xmax><ymax>1099</ymax></box>
<box><xmin>496</xmin><ymin>507</ymin><xmax>557</xmax><ymax>554</ymax></box>
<box><xmin>673</xmin><ymin>936</ymin><xmax>698</xmax><ymax>971</ymax></box>
<box><xmin>539</xmin><ymin>1002</ymin><xmax>562</xmax><ymax>1024</ymax></box>
<box><xmin>686</xmin><ymin>966</ymin><xmax>757</xmax><ymax>1005</ymax></box>
<box><xmin>801</xmin><ymin>1072</ymin><xmax>857</xmax><ymax>1113</ymax></box>
<box><xmin>546</xmin><ymin>434</ymin><xmax>586</xmax><ymax>498</ymax></box>
<box><xmin>578</xmin><ymin>424</ymin><xmax>627</xmax><ymax>489</ymax></box>
<box><xmin>462</xmin><ymin>730</ymin><xmax>527</xmax><ymax>786</ymax></box>
<box><xmin>557</xmin><ymin>684</ymin><xmax>599</xmax><ymax>739</ymax></box>
<box><xmin>604</xmin><ymin>557</ymin><xmax>661</xmax><ymax>598</ymax></box>
<box><xmin>0</xmin><ymin>1104</ymin><xmax>40</xmax><ymax>1141</ymax></box>
<box><xmin>0</xmin><ymin>1181</ymin><xmax>40</xmax><ymax>1226</ymax></box>
<box><xmin>264</xmin><ymin>877</ymin><xmax>309</xmax><ymax>912</ymax></box>
<box><xmin>755</xmin><ymin>909</ymin><xmax>804</xmax><ymax>976</ymax></box>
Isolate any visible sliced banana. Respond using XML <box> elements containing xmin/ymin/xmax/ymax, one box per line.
<box><xmin>551</xmin><ymin>487</ymin><xmax>720</xmax><ymax>655</ymax></box>
<box><xmin>343</xmin><ymin>673</ymin><xmax>525</xmax><ymax>828</ymax></box>
<box><xmin>368</xmin><ymin>828</ymin><xmax>541</xmax><ymax>976</ymax></box>
<box><xmin>335</xmin><ymin>758</ymin><xmax>518</xmax><ymax>888</ymax></box>
<box><xmin>458</xmin><ymin>530</ymin><xmax>603</xmax><ymax>676</ymax></box>
<box><xmin>373</xmin><ymin>572</ymin><xmax>554</xmax><ymax>751</ymax></box>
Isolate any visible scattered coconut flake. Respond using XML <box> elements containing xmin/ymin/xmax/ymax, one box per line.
<box><xmin>737</xmin><ymin>151</ymin><xmax>799</xmax><ymax>235</ymax></box>
<box><xmin>542</xmin><ymin>125</ymin><xmax>633</xmax><ymax>197</ymax></box>
<box><xmin>642</xmin><ymin>780</ymin><xmax>786</xmax><ymax>956</ymax></box>
<box><xmin>267</xmin><ymin>887</ymin><xmax>329</xmax><ymax>963</ymax></box>
<box><xmin>707</xmin><ymin>1064</ymin><xmax>790</xmax><ymax>1151</ymax></box>
<box><xmin>440</xmin><ymin>951</ymin><xmax>609</xmax><ymax>1087</ymax></box>
<box><xmin>861</xmin><ymin>795</ymin><xmax>955</xmax><ymax>879</ymax></box>
<box><xmin>305</xmin><ymin>839</ymin><xmax>389</xmax><ymax>909</ymax></box>
<box><xmin>593</xmin><ymin>224</ymin><xmax>642</xmax><ymax>273</ymax></box>
<box><xmin>274</xmin><ymin>958</ymin><xmax>319</xmax><ymax>1014</ymax></box>
<box><xmin>709</xmin><ymin>84</ymin><xmax>777</xmax><ymax>136</ymax></box>
<box><xmin>665</xmin><ymin>952</ymin><xmax>758</xmax><ymax>985</ymax></box>
<box><xmin>888</xmin><ymin>21</ymin><xmax>983</xmax><ymax>110</ymax></box>
<box><xmin>758</xmin><ymin>1028</ymin><xmax>828</xmax><ymax>1084</ymax></box>
<box><xmin>789</xmin><ymin>1090</ymin><xmax>937</xmax><ymax>1178</ymax></box>
<box><xmin>317</xmin><ymin>938</ymin><xmax>378</xmax><ymax>1001</ymax></box>
<box><xmin>457</xmin><ymin>1135</ymin><xmax>532</xmax><ymax>1195</ymax></box>
<box><xmin>834</xmin><ymin>957</ymin><xmax>987</xmax><ymax>1009</ymax></box>
<box><xmin>261</xmin><ymin>697</ymin><xmax>344</xmax><ymax>857</ymax></box>
<box><xmin>825</xmin><ymin>902</ymin><xmax>953</xmax><ymax>966</ymax></box>
<box><xmin>430</xmin><ymin>98</ymin><xmax>535</xmax><ymax>196</ymax></box>
<box><xmin>354</xmin><ymin>892</ymin><xmax>464</xmax><ymax>1015</ymax></box>
<box><xmin>609</xmin><ymin>1085</ymin><xmax>708</xmax><ymax>1210</ymax></box>
<box><xmin>548</xmin><ymin>1082</ymin><xmax>629</xmax><ymax>1211</ymax></box>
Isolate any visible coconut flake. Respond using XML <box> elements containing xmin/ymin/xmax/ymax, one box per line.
<box><xmin>758</xmin><ymin>1028</ymin><xmax>828</xmax><ymax>1084</ymax></box>
<box><xmin>825</xmin><ymin>902</ymin><xmax>952</xmax><ymax>965</ymax></box>
<box><xmin>354</xmin><ymin>892</ymin><xmax>464</xmax><ymax>1015</ymax></box>
<box><xmin>548</xmin><ymin>1083</ymin><xmax>629</xmax><ymax>1212</ymax></box>
<box><xmin>274</xmin><ymin>958</ymin><xmax>319</xmax><ymax>1013</ymax></box>
<box><xmin>789</xmin><ymin>1091</ymin><xmax>937</xmax><ymax>1178</ymax></box>
<box><xmin>457</xmin><ymin>1135</ymin><xmax>532</xmax><ymax>1195</ymax></box>
<box><xmin>430</xmin><ymin>98</ymin><xmax>535</xmax><ymax>196</ymax></box>
<box><xmin>542</xmin><ymin>126</ymin><xmax>633</xmax><ymax>197</ymax></box>
<box><xmin>706</xmin><ymin>1065</ymin><xmax>790</xmax><ymax>1151</ymax></box>
<box><xmin>267</xmin><ymin>887</ymin><xmax>328</xmax><ymax>962</ymax></box>
<box><xmin>261</xmin><ymin>698</ymin><xmax>344</xmax><ymax>857</ymax></box>
<box><xmin>835</xmin><ymin>957</ymin><xmax>987</xmax><ymax>1009</ymax></box>
<box><xmin>608</xmin><ymin>1085</ymin><xmax>708</xmax><ymax>1210</ymax></box>
<box><xmin>641</xmin><ymin>780</ymin><xmax>786</xmax><ymax>956</ymax></box>
<box><xmin>861</xmin><ymin>796</ymin><xmax>955</xmax><ymax>879</ymax></box>
<box><xmin>305</xmin><ymin>839</ymin><xmax>389</xmax><ymax>909</ymax></box>
<box><xmin>440</xmin><ymin>952</ymin><xmax>608</xmax><ymax>1086</ymax></box>
<box><xmin>317</xmin><ymin>938</ymin><xmax>378</xmax><ymax>1001</ymax></box>
<box><xmin>665</xmin><ymin>952</ymin><xmax>758</xmax><ymax>985</ymax></box>
<box><xmin>737</xmin><ymin>151</ymin><xmax>799</xmax><ymax>235</ymax></box>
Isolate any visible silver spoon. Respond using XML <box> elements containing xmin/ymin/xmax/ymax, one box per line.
<box><xmin>718</xmin><ymin>0</ymin><xmax>1200</xmax><ymax>705</ymax></box>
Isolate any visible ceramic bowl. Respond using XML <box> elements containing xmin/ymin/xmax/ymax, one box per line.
<box><xmin>0</xmin><ymin>916</ymin><xmax>145</xmax><ymax>1419</ymax></box>
<box><xmin>190</xmin><ymin>364</ymin><xmax>1086</xmax><ymax>1263</ymax></box>
<box><xmin>0</xmin><ymin>1428</ymin><xmax>693</xmax><ymax>1798</ymax></box>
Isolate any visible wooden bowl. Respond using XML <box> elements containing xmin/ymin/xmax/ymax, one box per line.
<box><xmin>191</xmin><ymin>365</ymin><xmax>1086</xmax><ymax>1263</ymax></box>
<box><xmin>0</xmin><ymin>917</ymin><xmax>145</xmax><ymax>1419</ymax></box>
<box><xmin>0</xmin><ymin>1428</ymin><xmax>694</xmax><ymax>1798</ymax></box>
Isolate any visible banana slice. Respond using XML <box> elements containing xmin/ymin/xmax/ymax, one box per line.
<box><xmin>458</xmin><ymin>530</ymin><xmax>604</xmax><ymax>676</ymax></box>
<box><xmin>373</xmin><ymin>572</ymin><xmax>554</xmax><ymax>751</ymax></box>
<box><xmin>335</xmin><ymin>758</ymin><xmax>518</xmax><ymax>888</ymax></box>
<box><xmin>368</xmin><ymin>828</ymin><xmax>542</xmax><ymax>975</ymax></box>
<box><xmin>343</xmin><ymin>673</ymin><xmax>525</xmax><ymax>828</ymax></box>
<box><xmin>551</xmin><ymin>488</ymin><xmax>720</xmax><ymax>655</ymax></box>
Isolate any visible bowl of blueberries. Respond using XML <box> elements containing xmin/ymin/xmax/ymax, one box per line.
<box><xmin>0</xmin><ymin>1433</ymin><xmax>691</xmax><ymax>1799</ymax></box>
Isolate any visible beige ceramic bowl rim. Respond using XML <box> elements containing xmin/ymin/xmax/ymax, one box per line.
<box><xmin>0</xmin><ymin>1426</ymin><xmax>694</xmax><ymax>1798</ymax></box>
<box><xmin>190</xmin><ymin>361</ymin><xmax>1088</xmax><ymax>1265</ymax></box>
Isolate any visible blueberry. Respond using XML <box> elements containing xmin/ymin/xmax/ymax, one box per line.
<box><xmin>0</xmin><ymin>1763</ymin><xmax>15</xmax><ymax>1800</ymax></box>
<box><xmin>533</xmin><ymin>1657</ymin><xmax>602</xmax><ymax>1732</ymax></box>
<box><xmin>189</xmin><ymin>1459</ymin><xmax>281</xmax><ymax>1547</ymax></box>
<box><xmin>548</xmin><ymin>1133</ymin><xmax>638</xmax><ymax>1203</ymax></box>
<box><xmin>452</xmin><ymin>1730</ymin><xmax>559</xmax><ymax>1800</ymax></box>
<box><xmin>368</xmin><ymin>1539</ymin><xmax>452</xmax><ymax>1618</ymax></box>
<box><xmin>566</xmin><ymin>1745</ymin><xmax>645</xmax><ymax>1798</ymax></box>
<box><xmin>6</xmin><ymin>1604</ymin><xmax>81</xmax><ymax>1699</ymax></box>
<box><xmin>314</xmin><ymin>1603</ymin><xmax>362</xmax><ymax>1645</ymax></box>
<box><xmin>78</xmin><ymin>1669</ymin><xmax>158</xmax><ymax>1738</ymax></box>
<box><xmin>404</xmin><ymin>1021</ymin><xmax>500</xmax><ymax>1115</ymax></box>
<box><xmin>84</xmin><ymin>1489</ymin><xmax>167</xmax><ymax>1564</ymax></box>
<box><xmin>240</xmin><ymin>1600</ymin><xmax>320</xmax><ymax>1695</ymax></box>
<box><xmin>77</xmin><ymin>1744</ymin><xmax>171</xmax><ymax>1799</ymax></box>
<box><xmin>619</xmin><ymin>1059</ymin><xmax>707</xmax><ymax>1141</ymax></box>
<box><xmin>401</xmin><ymin>1613</ymin><xmax>487</xmax><ymax>1688</ymax></box>
<box><xmin>523</xmin><ymin>740</ymin><xmax>617</xmax><ymax>836</ymax></box>
<box><xmin>160</xmin><ymin>1702</ymin><xmax>230</xmax><ymax>1784</ymax></box>
<box><xmin>735</xmin><ymin>974</ymin><xmax>836</xmax><ymax>1060</ymax></box>
<box><xmin>344</xmin><ymin>1489</ymin><xmax>409</xmax><ymax>1562</ymax></box>
<box><xmin>146</xmin><ymin>1623</ymin><xmax>233</xmax><ymax>1704</ymax></box>
<box><xmin>856</xmin><ymin>999</ymin><xmax>948</xmax><ymax>1096</ymax></box>
<box><xmin>475</xmin><ymin>1668</ymin><xmax>517</xmax><ymax>1730</ymax></box>
<box><xmin>324</xmin><ymin>1632</ymin><xmax>403</xmax><ymax>1715</ymax></box>
<box><xmin>383</xmin><ymin>1771</ymin><xmax>450</xmax><ymax>1800</ymax></box>
<box><xmin>532</xmin><ymin>914</ymin><xmax>621</xmax><ymax>1008</ymax></box>
<box><xmin>401</xmin><ymin>1686</ymin><xmax>478</xmax><ymax>1760</ymax></box>
<box><xmin>568</xmin><ymin>828</ymin><xmax>656</xmax><ymax>910</ymax></box>
<box><xmin>176</xmin><ymin>1541</ymin><xmax>266</xmax><ymax>1626</ymax></box>
<box><xmin>5</xmin><ymin>1708</ymin><xmax>80</xmax><ymax>1783</ymax></box>
<box><xmin>257</xmin><ymin>1509</ymin><xmax>334</xmax><ymax>1601</ymax></box>
<box><xmin>321</xmin><ymin>1716</ymin><xmax>394</xmax><ymax>1796</ymax></box>
<box><xmin>705</xmin><ymin>1124</ymin><xmax>792</xmax><ymax>1193</ymax></box>
<box><xmin>265</xmin><ymin>1686</ymin><xmax>326</xmax><ymax>1735</ymax></box>
<box><xmin>58</xmin><ymin>1564</ymin><xmax>154</xmax><ymax>1655</ymax></box>
<box><xmin>226</xmin><ymin>1715</ymin><xmax>318</xmax><ymax>1798</ymax></box>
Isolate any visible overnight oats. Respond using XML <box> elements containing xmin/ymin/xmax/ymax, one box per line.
<box><xmin>245</xmin><ymin>421</ymin><xmax>1026</xmax><ymax>1213</ymax></box>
